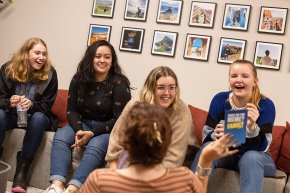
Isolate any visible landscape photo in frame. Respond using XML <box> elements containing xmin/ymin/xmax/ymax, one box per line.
<box><xmin>189</xmin><ymin>1</ymin><xmax>217</xmax><ymax>28</ymax></box>
<box><xmin>119</xmin><ymin>27</ymin><xmax>145</xmax><ymax>53</ymax></box>
<box><xmin>91</xmin><ymin>0</ymin><xmax>115</xmax><ymax>18</ymax></box>
<box><xmin>156</xmin><ymin>0</ymin><xmax>183</xmax><ymax>25</ymax></box>
<box><xmin>184</xmin><ymin>34</ymin><xmax>212</xmax><ymax>61</ymax></box>
<box><xmin>124</xmin><ymin>0</ymin><xmax>149</xmax><ymax>21</ymax></box>
<box><xmin>151</xmin><ymin>30</ymin><xmax>178</xmax><ymax>57</ymax></box>
<box><xmin>87</xmin><ymin>24</ymin><xmax>111</xmax><ymax>46</ymax></box>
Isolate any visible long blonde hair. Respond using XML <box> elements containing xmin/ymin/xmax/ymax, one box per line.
<box><xmin>230</xmin><ymin>60</ymin><xmax>264</xmax><ymax>107</ymax></box>
<box><xmin>139</xmin><ymin>66</ymin><xmax>180</xmax><ymax>109</ymax></box>
<box><xmin>5</xmin><ymin>37</ymin><xmax>52</xmax><ymax>83</ymax></box>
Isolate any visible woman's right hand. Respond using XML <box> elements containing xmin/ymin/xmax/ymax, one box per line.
<box><xmin>214</xmin><ymin>122</ymin><xmax>224</xmax><ymax>140</ymax></box>
<box><xmin>199</xmin><ymin>134</ymin><xmax>239</xmax><ymax>168</ymax></box>
<box><xmin>9</xmin><ymin>95</ymin><xmax>21</xmax><ymax>108</ymax></box>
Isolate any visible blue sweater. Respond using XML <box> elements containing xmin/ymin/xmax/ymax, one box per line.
<box><xmin>203</xmin><ymin>91</ymin><xmax>275</xmax><ymax>153</ymax></box>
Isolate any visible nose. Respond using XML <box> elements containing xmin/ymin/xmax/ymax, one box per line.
<box><xmin>100</xmin><ymin>57</ymin><xmax>105</xmax><ymax>62</ymax></box>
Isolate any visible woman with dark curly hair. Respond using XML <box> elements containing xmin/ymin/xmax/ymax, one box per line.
<box><xmin>44</xmin><ymin>40</ymin><xmax>131</xmax><ymax>193</ymax></box>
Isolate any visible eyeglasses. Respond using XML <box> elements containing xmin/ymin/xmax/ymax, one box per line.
<box><xmin>155</xmin><ymin>85</ymin><xmax>177</xmax><ymax>94</ymax></box>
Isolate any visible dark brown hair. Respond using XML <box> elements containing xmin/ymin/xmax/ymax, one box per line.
<box><xmin>122</xmin><ymin>102</ymin><xmax>172</xmax><ymax>166</ymax></box>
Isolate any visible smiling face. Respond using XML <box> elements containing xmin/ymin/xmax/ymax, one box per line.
<box><xmin>229</xmin><ymin>63</ymin><xmax>258</xmax><ymax>102</ymax></box>
<box><xmin>28</xmin><ymin>43</ymin><xmax>47</xmax><ymax>70</ymax></box>
<box><xmin>93</xmin><ymin>45</ymin><xmax>112</xmax><ymax>81</ymax></box>
<box><xmin>154</xmin><ymin>76</ymin><xmax>176</xmax><ymax>109</ymax></box>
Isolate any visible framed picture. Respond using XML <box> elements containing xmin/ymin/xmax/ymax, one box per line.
<box><xmin>217</xmin><ymin>37</ymin><xmax>247</xmax><ymax>64</ymax></box>
<box><xmin>87</xmin><ymin>24</ymin><xmax>111</xmax><ymax>46</ymax></box>
<box><xmin>124</xmin><ymin>0</ymin><xmax>149</xmax><ymax>21</ymax></box>
<box><xmin>222</xmin><ymin>3</ymin><xmax>251</xmax><ymax>31</ymax></box>
<box><xmin>189</xmin><ymin>1</ymin><xmax>217</xmax><ymax>28</ymax></box>
<box><xmin>183</xmin><ymin>34</ymin><xmax>211</xmax><ymax>61</ymax></box>
<box><xmin>156</xmin><ymin>0</ymin><xmax>183</xmax><ymax>25</ymax></box>
<box><xmin>91</xmin><ymin>0</ymin><xmax>115</xmax><ymax>18</ymax></box>
<box><xmin>258</xmin><ymin>7</ymin><xmax>288</xmax><ymax>35</ymax></box>
<box><xmin>253</xmin><ymin>41</ymin><xmax>283</xmax><ymax>70</ymax></box>
<box><xmin>119</xmin><ymin>27</ymin><xmax>145</xmax><ymax>53</ymax></box>
<box><xmin>151</xmin><ymin>30</ymin><xmax>178</xmax><ymax>57</ymax></box>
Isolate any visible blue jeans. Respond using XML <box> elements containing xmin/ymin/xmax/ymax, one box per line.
<box><xmin>0</xmin><ymin>109</ymin><xmax>50</xmax><ymax>159</ymax></box>
<box><xmin>50</xmin><ymin>120</ymin><xmax>109</xmax><ymax>188</ymax></box>
<box><xmin>190</xmin><ymin>141</ymin><xmax>276</xmax><ymax>193</ymax></box>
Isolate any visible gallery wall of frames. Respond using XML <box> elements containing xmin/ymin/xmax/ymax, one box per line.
<box><xmin>90</xmin><ymin>0</ymin><xmax>288</xmax><ymax>70</ymax></box>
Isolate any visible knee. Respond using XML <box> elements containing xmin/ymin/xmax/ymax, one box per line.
<box><xmin>53</xmin><ymin>126</ymin><xmax>75</xmax><ymax>143</ymax></box>
<box><xmin>87</xmin><ymin>134</ymin><xmax>109</xmax><ymax>150</ymax></box>
<box><xmin>30</xmin><ymin>112</ymin><xmax>49</xmax><ymax>125</ymax></box>
<box><xmin>239</xmin><ymin>151</ymin><xmax>263</xmax><ymax>167</ymax></box>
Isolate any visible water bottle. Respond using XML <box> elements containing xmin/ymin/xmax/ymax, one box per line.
<box><xmin>17</xmin><ymin>104</ymin><xmax>27</xmax><ymax>127</ymax></box>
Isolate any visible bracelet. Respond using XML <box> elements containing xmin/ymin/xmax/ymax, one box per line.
<box><xmin>195</xmin><ymin>164</ymin><xmax>212</xmax><ymax>179</ymax></box>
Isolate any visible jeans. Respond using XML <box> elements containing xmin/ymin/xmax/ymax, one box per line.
<box><xmin>50</xmin><ymin>120</ymin><xmax>109</xmax><ymax>189</ymax></box>
<box><xmin>190</xmin><ymin>141</ymin><xmax>276</xmax><ymax>193</ymax></box>
<box><xmin>0</xmin><ymin>109</ymin><xmax>50</xmax><ymax>159</ymax></box>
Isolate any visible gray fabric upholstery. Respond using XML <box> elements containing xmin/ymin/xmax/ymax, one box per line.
<box><xmin>285</xmin><ymin>175</ymin><xmax>290</xmax><ymax>193</ymax></box>
<box><xmin>207</xmin><ymin>168</ymin><xmax>287</xmax><ymax>193</ymax></box>
<box><xmin>0</xmin><ymin>161</ymin><xmax>11</xmax><ymax>193</ymax></box>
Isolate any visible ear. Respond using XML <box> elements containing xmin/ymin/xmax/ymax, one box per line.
<box><xmin>254</xmin><ymin>77</ymin><xmax>259</xmax><ymax>87</ymax></box>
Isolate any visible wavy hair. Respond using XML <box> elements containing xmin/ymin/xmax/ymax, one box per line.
<box><xmin>139</xmin><ymin>66</ymin><xmax>180</xmax><ymax>109</ymax></box>
<box><xmin>5</xmin><ymin>37</ymin><xmax>52</xmax><ymax>83</ymax></box>
<box><xmin>73</xmin><ymin>40</ymin><xmax>130</xmax><ymax>102</ymax></box>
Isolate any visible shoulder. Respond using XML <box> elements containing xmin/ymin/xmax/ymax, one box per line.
<box><xmin>1</xmin><ymin>62</ymin><xmax>10</xmax><ymax>71</ymax></box>
<box><xmin>110</xmin><ymin>74</ymin><xmax>129</xmax><ymax>85</ymax></box>
<box><xmin>212</xmin><ymin>91</ymin><xmax>230</xmax><ymax>101</ymax></box>
<box><xmin>259</xmin><ymin>97</ymin><xmax>275</xmax><ymax>113</ymax></box>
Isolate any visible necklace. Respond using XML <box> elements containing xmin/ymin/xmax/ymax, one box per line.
<box><xmin>229</xmin><ymin>95</ymin><xmax>247</xmax><ymax>110</ymax></box>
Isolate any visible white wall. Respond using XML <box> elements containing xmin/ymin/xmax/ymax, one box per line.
<box><xmin>0</xmin><ymin>0</ymin><xmax>289</xmax><ymax>125</ymax></box>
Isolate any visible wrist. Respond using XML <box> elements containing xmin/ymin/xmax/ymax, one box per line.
<box><xmin>195</xmin><ymin>163</ymin><xmax>213</xmax><ymax>179</ymax></box>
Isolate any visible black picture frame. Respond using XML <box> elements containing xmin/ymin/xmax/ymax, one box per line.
<box><xmin>124</xmin><ymin>0</ymin><xmax>150</xmax><ymax>21</ymax></box>
<box><xmin>87</xmin><ymin>24</ymin><xmax>111</xmax><ymax>46</ymax></box>
<box><xmin>217</xmin><ymin>37</ymin><xmax>247</xmax><ymax>64</ymax></box>
<box><xmin>253</xmin><ymin>41</ymin><xmax>283</xmax><ymax>70</ymax></box>
<box><xmin>258</xmin><ymin>6</ymin><xmax>288</xmax><ymax>35</ymax></box>
<box><xmin>119</xmin><ymin>27</ymin><xmax>145</xmax><ymax>53</ymax></box>
<box><xmin>222</xmin><ymin>3</ymin><xmax>251</xmax><ymax>31</ymax></box>
<box><xmin>156</xmin><ymin>0</ymin><xmax>183</xmax><ymax>25</ymax></box>
<box><xmin>151</xmin><ymin>30</ymin><xmax>178</xmax><ymax>57</ymax></box>
<box><xmin>91</xmin><ymin>0</ymin><xmax>115</xmax><ymax>18</ymax></box>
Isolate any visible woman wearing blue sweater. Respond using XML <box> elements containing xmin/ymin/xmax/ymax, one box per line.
<box><xmin>191</xmin><ymin>60</ymin><xmax>276</xmax><ymax>193</ymax></box>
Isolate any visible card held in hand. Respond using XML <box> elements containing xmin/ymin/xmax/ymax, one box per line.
<box><xmin>224</xmin><ymin>109</ymin><xmax>248</xmax><ymax>145</ymax></box>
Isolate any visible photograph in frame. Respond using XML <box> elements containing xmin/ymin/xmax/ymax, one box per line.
<box><xmin>258</xmin><ymin>7</ymin><xmax>288</xmax><ymax>35</ymax></box>
<box><xmin>124</xmin><ymin>0</ymin><xmax>149</xmax><ymax>21</ymax></box>
<box><xmin>189</xmin><ymin>1</ymin><xmax>217</xmax><ymax>28</ymax></box>
<box><xmin>91</xmin><ymin>0</ymin><xmax>115</xmax><ymax>18</ymax></box>
<box><xmin>119</xmin><ymin>27</ymin><xmax>145</xmax><ymax>53</ymax></box>
<box><xmin>184</xmin><ymin>34</ymin><xmax>211</xmax><ymax>61</ymax></box>
<box><xmin>87</xmin><ymin>24</ymin><xmax>111</xmax><ymax>46</ymax></box>
<box><xmin>151</xmin><ymin>30</ymin><xmax>178</xmax><ymax>57</ymax></box>
<box><xmin>254</xmin><ymin>41</ymin><xmax>283</xmax><ymax>70</ymax></box>
<box><xmin>156</xmin><ymin>0</ymin><xmax>183</xmax><ymax>25</ymax></box>
<box><xmin>218</xmin><ymin>37</ymin><xmax>247</xmax><ymax>64</ymax></box>
<box><xmin>222</xmin><ymin>4</ymin><xmax>251</xmax><ymax>31</ymax></box>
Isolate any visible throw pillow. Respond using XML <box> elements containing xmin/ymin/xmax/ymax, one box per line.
<box><xmin>269</xmin><ymin>125</ymin><xmax>285</xmax><ymax>163</ymax></box>
<box><xmin>51</xmin><ymin>89</ymin><xmax>69</xmax><ymax>128</ymax></box>
<box><xmin>276</xmin><ymin>121</ymin><xmax>290</xmax><ymax>173</ymax></box>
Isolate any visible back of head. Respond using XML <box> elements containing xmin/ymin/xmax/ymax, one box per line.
<box><xmin>139</xmin><ymin>66</ymin><xmax>180</xmax><ymax>107</ymax></box>
<box><xmin>122</xmin><ymin>102</ymin><xmax>172</xmax><ymax>166</ymax></box>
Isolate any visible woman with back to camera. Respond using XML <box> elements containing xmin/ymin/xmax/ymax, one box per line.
<box><xmin>190</xmin><ymin>60</ymin><xmax>276</xmax><ymax>193</ymax></box>
<box><xmin>44</xmin><ymin>40</ymin><xmax>131</xmax><ymax>193</ymax></box>
<box><xmin>80</xmin><ymin>102</ymin><xmax>237</xmax><ymax>193</ymax></box>
<box><xmin>0</xmin><ymin>37</ymin><xmax>58</xmax><ymax>193</ymax></box>
<box><xmin>105</xmin><ymin>66</ymin><xmax>196</xmax><ymax>169</ymax></box>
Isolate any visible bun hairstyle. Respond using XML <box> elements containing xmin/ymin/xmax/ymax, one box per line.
<box><xmin>122</xmin><ymin>102</ymin><xmax>172</xmax><ymax>166</ymax></box>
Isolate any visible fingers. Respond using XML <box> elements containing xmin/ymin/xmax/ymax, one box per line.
<box><xmin>214</xmin><ymin>123</ymin><xmax>224</xmax><ymax>140</ymax></box>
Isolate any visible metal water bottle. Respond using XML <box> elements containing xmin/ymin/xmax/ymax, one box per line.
<box><xmin>17</xmin><ymin>104</ymin><xmax>27</xmax><ymax>127</ymax></box>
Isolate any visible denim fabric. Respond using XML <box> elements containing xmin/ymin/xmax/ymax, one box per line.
<box><xmin>190</xmin><ymin>141</ymin><xmax>276</xmax><ymax>193</ymax></box>
<box><xmin>50</xmin><ymin>120</ymin><xmax>109</xmax><ymax>188</ymax></box>
<box><xmin>0</xmin><ymin>109</ymin><xmax>50</xmax><ymax>159</ymax></box>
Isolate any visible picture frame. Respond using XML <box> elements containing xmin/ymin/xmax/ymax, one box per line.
<box><xmin>183</xmin><ymin>33</ymin><xmax>212</xmax><ymax>61</ymax></box>
<box><xmin>189</xmin><ymin>1</ymin><xmax>217</xmax><ymax>28</ymax></box>
<box><xmin>253</xmin><ymin>41</ymin><xmax>283</xmax><ymax>70</ymax></box>
<box><xmin>217</xmin><ymin>37</ymin><xmax>247</xmax><ymax>64</ymax></box>
<box><xmin>222</xmin><ymin>3</ymin><xmax>251</xmax><ymax>31</ymax></box>
<box><xmin>156</xmin><ymin>0</ymin><xmax>183</xmax><ymax>25</ymax></box>
<box><xmin>258</xmin><ymin>7</ymin><xmax>288</xmax><ymax>35</ymax></box>
<box><xmin>151</xmin><ymin>30</ymin><xmax>178</xmax><ymax>57</ymax></box>
<box><xmin>124</xmin><ymin>0</ymin><xmax>149</xmax><ymax>21</ymax></box>
<box><xmin>87</xmin><ymin>24</ymin><xmax>111</xmax><ymax>46</ymax></box>
<box><xmin>119</xmin><ymin>27</ymin><xmax>145</xmax><ymax>53</ymax></box>
<box><xmin>91</xmin><ymin>0</ymin><xmax>115</xmax><ymax>18</ymax></box>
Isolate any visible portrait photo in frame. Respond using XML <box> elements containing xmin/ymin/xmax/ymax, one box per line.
<box><xmin>91</xmin><ymin>0</ymin><xmax>115</xmax><ymax>18</ymax></box>
<box><xmin>189</xmin><ymin>1</ymin><xmax>217</xmax><ymax>28</ymax></box>
<box><xmin>218</xmin><ymin>37</ymin><xmax>247</xmax><ymax>64</ymax></box>
<box><xmin>87</xmin><ymin>24</ymin><xmax>111</xmax><ymax>46</ymax></box>
<box><xmin>156</xmin><ymin>0</ymin><xmax>183</xmax><ymax>25</ymax></box>
<box><xmin>124</xmin><ymin>0</ymin><xmax>149</xmax><ymax>21</ymax></box>
<box><xmin>258</xmin><ymin>7</ymin><xmax>288</xmax><ymax>35</ymax></box>
<box><xmin>222</xmin><ymin>4</ymin><xmax>251</xmax><ymax>31</ymax></box>
<box><xmin>151</xmin><ymin>30</ymin><xmax>178</xmax><ymax>57</ymax></box>
<box><xmin>119</xmin><ymin>27</ymin><xmax>145</xmax><ymax>53</ymax></box>
<box><xmin>184</xmin><ymin>34</ymin><xmax>211</xmax><ymax>61</ymax></box>
<box><xmin>254</xmin><ymin>41</ymin><xmax>283</xmax><ymax>70</ymax></box>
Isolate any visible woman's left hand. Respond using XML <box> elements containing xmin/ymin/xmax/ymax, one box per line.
<box><xmin>246</xmin><ymin>103</ymin><xmax>260</xmax><ymax>130</ymax></box>
<box><xmin>72</xmin><ymin>130</ymin><xmax>93</xmax><ymax>149</ymax></box>
<box><xmin>20</xmin><ymin>97</ymin><xmax>33</xmax><ymax>110</ymax></box>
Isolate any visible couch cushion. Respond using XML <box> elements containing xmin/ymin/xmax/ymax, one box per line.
<box><xmin>188</xmin><ymin>105</ymin><xmax>208</xmax><ymax>146</ymax></box>
<box><xmin>276</xmin><ymin>121</ymin><xmax>290</xmax><ymax>173</ymax></box>
<box><xmin>285</xmin><ymin>174</ymin><xmax>290</xmax><ymax>193</ymax></box>
<box><xmin>269</xmin><ymin>125</ymin><xmax>286</xmax><ymax>163</ymax></box>
<box><xmin>51</xmin><ymin>89</ymin><xmax>68</xmax><ymax>128</ymax></box>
